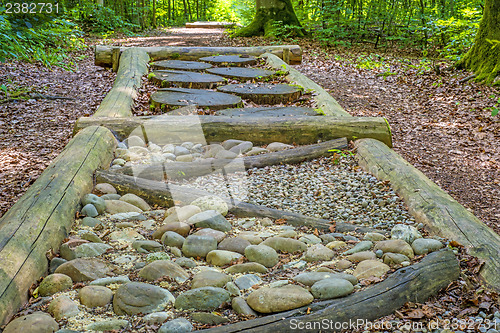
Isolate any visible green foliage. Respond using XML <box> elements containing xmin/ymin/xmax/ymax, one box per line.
<box><xmin>0</xmin><ymin>14</ymin><xmax>85</xmax><ymax>68</ymax></box>
<box><xmin>67</xmin><ymin>2</ymin><xmax>139</xmax><ymax>35</ymax></box>
<box><xmin>486</xmin><ymin>96</ymin><xmax>500</xmax><ymax>117</ymax></box>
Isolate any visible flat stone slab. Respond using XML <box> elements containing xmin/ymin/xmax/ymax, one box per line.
<box><xmin>199</xmin><ymin>55</ymin><xmax>257</xmax><ymax>67</ymax></box>
<box><xmin>217</xmin><ymin>83</ymin><xmax>302</xmax><ymax>105</ymax></box>
<box><xmin>151</xmin><ymin>88</ymin><xmax>243</xmax><ymax>111</ymax></box>
<box><xmin>215</xmin><ymin>106</ymin><xmax>320</xmax><ymax>117</ymax></box>
<box><xmin>150</xmin><ymin>60</ymin><xmax>212</xmax><ymax>71</ymax></box>
<box><xmin>150</xmin><ymin>70</ymin><xmax>225</xmax><ymax>89</ymax></box>
<box><xmin>206</xmin><ymin>67</ymin><xmax>274</xmax><ymax>80</ymax></box>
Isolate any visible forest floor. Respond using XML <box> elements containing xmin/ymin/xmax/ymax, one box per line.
<box><xmin>1</xmin><ymin>27</ymin><xmax>499</xmax><ymax>330</ymax></box>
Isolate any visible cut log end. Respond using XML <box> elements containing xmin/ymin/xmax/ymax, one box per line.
<box><xmin>217</xmin><ymin>83</ymin><xmax>302</xmax><ymax>105</ymax></box>
<box><xmin>150</xmin><ymin>60</ymin><xmax>213</xmax><ymax>71</ymax></box>
<box><xmin>199</xmin><ymin>55</ymin><xmax>258</xmax><ymax>67</ymax></box>
<box><xmin>149</xmin><ymin>70</ymin><xmax>225</xmax><ymax>89</ymax></box>
<box><xmin>151</xmin><ymin>88</ymin><xmax>243</xmax><ymax>111</ymax></box>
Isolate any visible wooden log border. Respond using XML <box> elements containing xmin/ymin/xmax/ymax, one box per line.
<box><xmin>354</xmin><ymin>138</ymin><xmax>500</xmax><ymax>292</ymax></box>
<box><xmin>0</xmin><ymin>126</ymin><xmax>116</xmax><ymax>325</ymax></box>
<box><xmin>262</xmin><ymin>53</ymin><xmax>353</xmax><ymax>119</ymax></box>
<box><xmin>94</xmin><ymin>45</ymin><xmax>303</xmax><ymax>68</ymax></box>
<box><xmin>93</xmin><ymin>48</ymin><xmax>150</xmax><ymax>118</ymax></box>
<box><xmin>74</xmin><ymin>115</ymin><xmax>392</xmax><ymax>147</ymax></box>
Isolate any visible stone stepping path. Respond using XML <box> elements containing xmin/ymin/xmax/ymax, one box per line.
<box><xmin>8</xmin><ymin>175</ymin><xmax>446</xmax><ymax>332</ymax></box>
<box><xmin>199</xmin><ymin>55</ymin><xmax>257</xmax><ymax>67</ymax></box>
<box><xmin>150</xmin><ymin>60</ymin><xmax>213</xmax><ymax>71</ymax></box>
<box><xmin>206</xmin><ymin>67</ymin><xmax>275</xmax><ymax>80</ymax></box>
<box><xmin>151</xmin><ymin>88</ymin><xmax>243</xmax><ymax>111</ymax></box>
<box><xmin>217</xmin><ymin>83</ymin><xmax>302</xmax><ymax>105</ymax></box>
<box><xmin>149</xmin><ymin>70</ymin><xmax>225</xmax><ymax>89</ymax></box>
<box><xmin>215</xmin><ymin>106</ymin><xmax>321</xmax><ymax>117</ymax></box>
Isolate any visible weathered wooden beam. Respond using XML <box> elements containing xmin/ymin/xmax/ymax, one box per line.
<box><xmin>93</xmin><ymin>48</ymin><xmax>150</xmax><ymax>118</ymax></box>
<box><xmin>114</xmin><ymin>138</ymin><xmax>348</xmax><ymax>180</ymax></box>
<box><xmin>74</xmin><ymin>115</ymin><xmax>392</xmax><ymax>147</ymax></box>
<box><xmin>95</xmin><ymin>170</ymin><xmax>382</xmax><ymax>235</ymax></box>
<box><xmin>0</xmin><ymin>126</ymin><xmax>116</xmax><ymax>326</ymax></box>
<box><xmin>355</xmin><ymin>138</ymin><xmax>500</xmax><ymax>292</ymax></box>
<box><xmin>198</xmin><ymin>249</ymin><xmax>459</xmax><ymax>332</ymax></box>
<box><xmin>263</xmin><ymin>53</ymin><xmax>352</xmax><ymax>118</ymax></box>
<box><xmin>94</xmin><ymin>45</ymin><xmax>303</xmax><ymax>67</ymax></box>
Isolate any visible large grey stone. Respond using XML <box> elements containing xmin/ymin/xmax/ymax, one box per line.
<box><xmin>292</xmin><ymin>272</ymin><xmax>358</xmax><ymax>286</ymax></box>
<box><xmin>182</xmin><ymin>235</ymin><xmax>217</xmax><ymax>258</ymax></box>
<box><xmin>3</xmin><ymin>312</ymin><xmax>58</xmax><ymax>333</ymax></box>
<box><xmin>82</xmin><ymin>194</ymin><xmax>106</xmax><ymax>214</ymax></box>
<box><xmin>391</xmin><ymin>224</ymin><xmax>422</xmax><ymax>244</ymax></box>
<box><xmin>194</xmin><ymin>228</ymin><xmax>226</xmax><ymax>242</ymax></box>
<box><xmin>113</xmin><ymin>282</ymin><xmax>175</xmax><ymax>315</ymax></box>
<box><xmin>231</xmin><ymin>297</ymin><xmax>257</xmax><ymax>316</ymax></box>
<box><xmin>218</xmin><ymin>237</ymin><xmax>251</xmax><ymax>254</ymax></box>
<box><xmin>344</xmin><ymin>241</ymin><xmax>373</xmax><ymax>255</ymax></box>
<box><xmin>105</xmin><ymin>200</ymin><xmax>143</xmax><ymax>214</ymax></box>
<box><xmin>48</xmin><ymin>296</ymin><xmax>80</xmax><ymax>320</ymax></box>
<box><xmin>244</xmin><ymin>244</ymin><xmax>279</xmax><ymax>268</ymax></box>
<box><xmin>90</xmin><ymin>275</ymin><xmax>130</xmax><ymax>286</ymax></box>
<box><xmin>120</xmin><ymin>193</ymin><xmax>151</xmax><ymax>211</ymax></box>
<box><xmin>139</xmin><ymin>260</ymin><xmax>189</xmax><ymax>283</ymax></box>
<box><xmin>353</xmin><ymin>260</ymin><xmax>390</xmax><ymax>279</ymax></box>
<box><xmin>311</xmin><ymin>278</ymin><xmax>354</xmax><ymax>299</ymax></box>
<box><xmin>266</xmin><ymin>142</ymin><xmax>293</xmax><ymax>152</ymax></box>
<box><xmin>190</xmin><ymin>196</ymin><xmax>228</xmax><ymax>216</ymax></box>
<box><xmin>87</xmin><ymin>320</ymin><xmax>129</xmax><ymax>331</ymax></box>
<box><xmin>159</xmin><ymin>318</ymin><xmax>193</xmax><ymax>333</ymax></box>
<box><xmin>55</xmin><ymin>258</ymin><xmax>115</xmax><ymax>282</ymax></box>
<box><xmin>132</xmin><ymin>240</ymin><xmax>163</xmax><ymax>254</ymax></box>
<box><xmin>174</xmin><ymin>287</ymin><xmax>230</xmax><ymax>311</ymax></box>
<box><xmin>234</xmin><ymin>274</ymin><xmax>261</xmax><ymax>290</ymax></box>
<box><xmin>38</xmin><ymin>273</ymin><xmax>73</xmax><ymax>297</ymax></box>
<box><xmin>79</xmin><ymin>286</ymin><xmax>113</xmax><ymax>307</ymax></box>
<box><xmin>304</xmin><ymin>244</ymin><xmax>335</xmax><ymax>262</ymax></box>
<box><xmin>247</xmin><ymin>285</ymin><xmax>313</xmax><ymax>313</ymax></box>
<box><xmin>411</xmin><ymin>238</ymin><xmax>444</xmax><ymax>255</ymax></box>
<box><xmin>81</xmin><ymin>204</ymin><xmax>98</xmax><ymax>217</ymax></box>
<box><xmin>373</xmin><ymin>239</ymin><xmax>414</xmax><ymax>258</ymax></box>
<box><xmin>261</xmin><ymin>237</ymin><xmax>307</xmax><ymax>253</ymax></box>
<box><xmin>191</xmin><ymin>271</ymin><xmax>231</xmax><ymax>289</ymax></box>
<box><xmin>229</xmin><ymin>141</ymin><xmax>253</xmax><ymax>154</ymax></box>
<box><xmin>161</xmin><ymin>231</ymin><xmax>186</xmax><ymax>248</ymax></box>
<box><xmin>225</xmin><ymin>262</ymin><xmax>268</xmax><ymax>274</ymax></box>
<box><xmin>206</xmin><ymin>250</ymin><xmax>242</xmax><ymax>266</ymax></box>
<box><xmin>187</xmin><ymin>210</ymin><xmax>231</xmax><ymax>232</ymax></box>
<box><xmin>164</xmin><ymin>205</ymin><xmax>201</xmax><ymax>224</ymax></box>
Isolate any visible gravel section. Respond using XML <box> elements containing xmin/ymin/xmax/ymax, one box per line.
<box><xmin>171</xmin><ymin>156</ymin><xmax>416</xmax><ymax>230</ymax></box>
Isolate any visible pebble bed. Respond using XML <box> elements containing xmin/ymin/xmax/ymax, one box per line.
<box><xmin>2</xmin><ymin>138</ymin><xmax>457</xmax><ymax>333</ymax></box>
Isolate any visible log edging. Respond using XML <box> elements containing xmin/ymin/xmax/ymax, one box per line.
<box><xmin>199</xmin><ymin>249</ymin><xmax>460</xmax><ymax>332</ymax></box>
<box><xmin>93</xmin><ymin>48</ymin><xmax>150</xmax><ymax>118</ymax></box>
<box><xmin>262</xmin><ymin>53</ymin><xmax>353</xmax><ymax>119</ymax></box>
<box><xmin>94</xmin><ymin>45</ymin><xmax>303</xmax><ymax>67</ymax></box>
<box><xmin>355</xmin><ymin>138</ymin><xmax>500</xmax><ymax>292</ymax></box>
<box><xmin>0</xmin><ymin>126</ymin><xmax>116</xmax><ymax>325</ymax></box>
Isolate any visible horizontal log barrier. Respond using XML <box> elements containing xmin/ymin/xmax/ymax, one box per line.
<box><xmin>199</xmin><ymin>249</ymin><xmax>459</xmax><ymax>332</ymax></box>
<box><xmin>114</xmin><ymin>138</ymin><xmax>347</xmax><ymax>180</ymax></box>
<box><xmin>95</xmin><ymin>170</ymin><xmax>383</xmax><ymax>235</ymax></box>
<box><xmin>0</xmin><ymin>126</ymin><xmax>116</xmax><ymax>325</ymax></box>
<box><xmin>93</xmin><ymin>48</ymin><xmax>150</xmax><ymax>118</ymax></box>
<box><xmin>94</xmin><ymin>45</ymin><xmax>303</xmax><ymax>67</ymax></box>
<box><xmin>263</xmin><ymin>53</ymin><xmax>352</xmax><ymax>118</ymax></box>
<box><xmin>355</xmin><ymin>138</ymin><xmax>500</xmax><ymax>292</ymax></box>
<box><xmin>74</xmin><ymin>115</ymin><xmax>392</xmax><ymax>147</ymax></box>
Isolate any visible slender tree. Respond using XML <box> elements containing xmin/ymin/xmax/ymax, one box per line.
<box><xmin>235</xmin><ymin>0</ymin><xmax>305</xmax><ymax>37</ymax></box>
<box><xmin>457</xmin><ymin>0</ymin><xmax>500</xmax><ymax>84</ymax></box>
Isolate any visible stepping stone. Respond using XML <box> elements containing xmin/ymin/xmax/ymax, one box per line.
<box><xmin>151</xmin><ymin>88</ymin><xmax>242</xmax><ymax>111</ymax></box>
<box><xmin>199</xmin><ymin>55</ymin><xmax>257</xmax><ymax>67</ymax></box>
<box><xmin>217</xmin><ymin>83</ymin><xmax>301</xmax><ymax>104</ymax></box>
<box><xmin>174</xmin><ymin>287</ymin><xmax>230</xmax><ymax>311</ymax></box>
<box><xmin>215</xmin><ymin>106</ymin><xmax>320</xmax><ymax>117</ymax></box>
<box><xmin>150</xmin><ymin>59</ymin><xmax>213</xmax><ymax>71</ymax></box>
<box><xmin>150</xmin><ymin>70</ymin><xmax>225</xmax><ymax>89</ymax></box>
<box><xmin>246</xmin><ymin>285</ymin><xmax>313</xmax><ymax>313</ymax></box>
<box><xmin>206</xmin><ymin>67</ymin><xmax>274</xmax><ymax>80</ymax></box>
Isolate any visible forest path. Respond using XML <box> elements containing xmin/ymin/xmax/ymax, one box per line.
<box><xmin>1</xmin><ymin>27</ymin><xmax>498</xmax><ymax>239</ymax></box>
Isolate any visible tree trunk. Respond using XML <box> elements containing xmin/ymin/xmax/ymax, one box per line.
<box><xmin>236</xmin><ymin>0</ymin><xmax>305</xmax><ymax>37</ymax></box>
<box><xmin>456</xmin><ymin>0</ymin><xmax>500</xmax><ymax>85</ymax></box>
<box><xmin>152</xmin><ymin>0</ymin><xmax>157</xmax><ymax>28</ymax></box>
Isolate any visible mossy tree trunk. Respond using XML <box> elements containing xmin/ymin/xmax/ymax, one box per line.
<box><xmin>236</xmin><ymin>0</ymin><xmax>305</xmax><ymax>37</ymax></box>
<box><xmin>456</xmin><ymin>0</ymin><xmax>500</xmax><ymax>85</ymax></box>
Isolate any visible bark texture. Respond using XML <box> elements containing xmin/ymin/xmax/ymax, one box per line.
<box><xmin>456</xmin><ymin>0</ymin><xmax>500</xmax><ymax>84</ymax></box>
<box><xmin>236</xmin><ymin>0</ymin><xmax>305</xmax><ymax>37</ymax></box>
